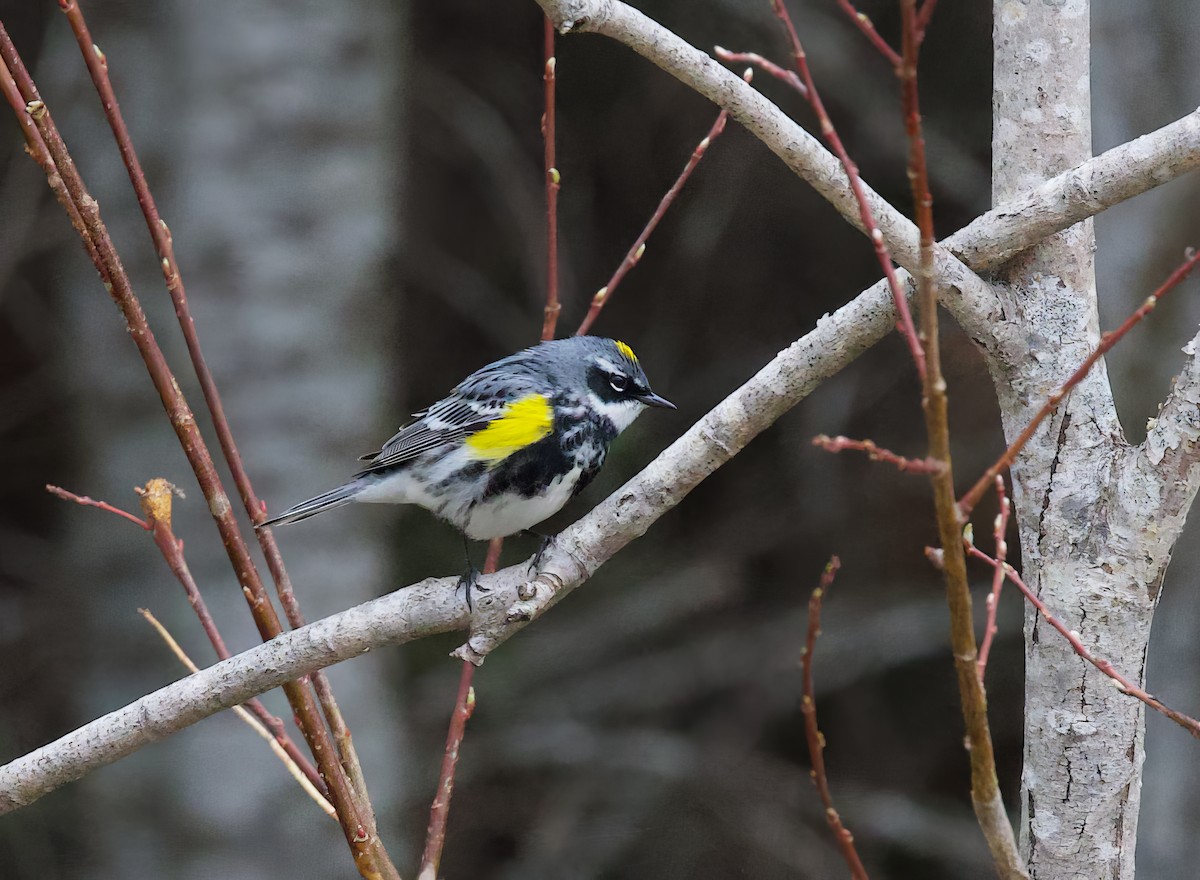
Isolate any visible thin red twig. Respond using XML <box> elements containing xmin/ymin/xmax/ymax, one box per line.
<box><xmin>832</xmin><ymin>0</ymin><xmax>902</xmax><ymax>67</ymax></box>
<box><xmin>46</xmin><ymin>484</ymin><xmax>149</xmax><ymax>529</ymax></box>
<box><xmin>0</xmin><ymin>26</ymin><xmax>97</xmax><ymax>267</ymax></box>
<box><xmin>800</xmin><ymin>557</ymin><xmax>868</xmax><ymax>880</ymax></box>
<box><xmin>770</xmin><ymin>0</ymin><xmax>926</xmax><ymax>380</ymax></box>
<box><xmin>55</xmin><ymin>0</ymin><xmax>384</xmax><ymax>846</ymax></box>
<box><xmin>811</xmin><ymin>434</ymin><xmax>944</xmax><ymax>474</ymax></box>
<box><xmin>713</xmin><ymin>47</ymin><xmax>807</xmax><ymax>96</ymax></box>
<box><xmin>915</xmin><ymin>0</ymin><xmax>939</xmax><ymax>39</ymax></box>
<box><xmin>576</xmin><ymin>72</ymin><xmax>747</xmax><ymax>336</ymax></box>
<box><xmin>966</xmin><ymin>545</ymin><xmax>1200</xmax><ymax>739</ymax></box>
<box><xmin>0</xmin><ymin>22</ymin><xmax>385</xmax><ymax>876</ymax></box>
<box><xmin>419</xmin><ymin>658</ymin><xmax>478</xmax><ymax>879</ymax></box>
<box><xmin>975</xmin><ymin>475</ymin><xmax>1009</xmax><ymax>682</ymax></box>
<box><xmin>542</xmin><ymin>16</ymin><xmax>561</xmax><ymax>341</ymax></box>
<box><xmin>419</xmin><ymin>535</ymin><xmax>500</xmax><ymax>879</ymax></box>
<box><xmin>958</xmin><ymin>248</ymin><xmax>1200</xmax><ymax>517</ymax></box>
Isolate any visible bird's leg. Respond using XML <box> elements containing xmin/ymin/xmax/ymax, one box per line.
<box><xmin>523</xmin><ymin>529</ymin><xmax>554</xmax><ymax>573</ymax></box>
<box><xmin>458</xmin><ymin>534</ymin><xmax>485</xmax><ymax>611</ymax></box>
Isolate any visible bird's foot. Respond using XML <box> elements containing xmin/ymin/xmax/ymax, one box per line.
<box><xmin>524</xmin><ymin>530</ymin><xmax>554</xmax><ymax>573</ymax></box>
<box><xmin>457</xmin><ymin>564</ymin><xmax>488</xmax><ymax>612</ymax></box>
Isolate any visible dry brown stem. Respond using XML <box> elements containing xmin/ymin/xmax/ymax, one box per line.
<box><xmin>139</xmin><ymin>609</ymin><xmax>336</xmax><ymax>819</ymax></box>
<box><xmin>712</xmin><ymin>48</ymin><xmax>806</xmax><ymax>96</ymax></box>
<box><xmin>833</xmin><ymin>0</ymin><xmax>901</xmax><ymax>66</ymax></box>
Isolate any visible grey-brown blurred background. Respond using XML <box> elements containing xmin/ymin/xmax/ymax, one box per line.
<box><xmin>1</xmin><ymin>1</ymin><xmax>1197</xmax><ymax>878</ymax></box>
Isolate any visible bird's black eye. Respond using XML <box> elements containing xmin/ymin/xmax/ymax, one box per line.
<box><xmin>609</xmin><ymin>373</ymin><xmax>630</xmax><ymax>393</ymax></box>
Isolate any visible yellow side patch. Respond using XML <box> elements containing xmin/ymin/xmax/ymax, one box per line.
<box><xmin>615</xmin><ymin>340</ymin><xmax>638</xmax><ymax>363</ymax></box>
<box><xmin>464</xmin><ymin>394</ymin><xmax>554</xmax><ymax>464</ymax></box>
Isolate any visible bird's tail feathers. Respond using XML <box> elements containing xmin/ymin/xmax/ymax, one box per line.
<box><xmin>259</xmin><ymin>481</ymin><xmax>361</xmax><ymax>528</ymax></box>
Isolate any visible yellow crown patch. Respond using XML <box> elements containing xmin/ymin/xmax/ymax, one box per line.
<box><xmin>615</xmin><ymin>340</ymin><xmax>638</xmax><ymax>363</ymax></box>
<box><xmin>465</xmin><ymin>394</ymin><xmax>553</xmax><ymax>465</ymax></box>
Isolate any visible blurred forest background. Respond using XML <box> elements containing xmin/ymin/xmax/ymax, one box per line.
<box><xmin>0</xmin><ymin>1</ymin><xmax>1198</xmax><ymax>877</ymax></box>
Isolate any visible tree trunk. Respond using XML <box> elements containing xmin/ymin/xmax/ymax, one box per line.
<box><xmin>993</xmin><ymin>2</ymin><xmax>1161</xmax><ymax>876</ymax></box>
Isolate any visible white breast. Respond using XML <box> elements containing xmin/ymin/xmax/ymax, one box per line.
<box><xmin>461</xmin><ymin>464</ymin><xmax>584</xmax><ymax>540</ymax></box>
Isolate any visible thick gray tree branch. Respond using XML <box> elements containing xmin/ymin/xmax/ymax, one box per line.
<box><xmin>952</xmin><ymin>108</ymin><xmax>1200</xmax><ymax>272</ymax></box>
<box><xmin>5</xmin><ymin>0</ymin><xmax>1200</xmax><ymax>830</ymax></box>
<box><xmin>0</xmin><ymin>578</ymin><xmax>466</xmax><ymax>814</ymax></box>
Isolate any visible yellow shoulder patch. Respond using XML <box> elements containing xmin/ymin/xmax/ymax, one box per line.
<box><xmin>464</xmin><ymin>394</ymin><xmax>553</xmax><ymax>464</ymax></box>
<box><xmin>614</xmin><ymin>340</ymin><xmax>638</xmax><ymax>363</ymax></box>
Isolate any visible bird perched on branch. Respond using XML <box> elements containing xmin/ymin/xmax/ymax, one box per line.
<box><xmin>260</xmin><ymin>336</ymin><xmax>675</xmax><ymax>603</ymax></box>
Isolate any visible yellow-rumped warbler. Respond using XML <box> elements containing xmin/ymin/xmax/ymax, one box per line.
<box><xmin>260</xmin><ymin>336</ymin><xmax>674</xmax><ymax>598</ymax></box>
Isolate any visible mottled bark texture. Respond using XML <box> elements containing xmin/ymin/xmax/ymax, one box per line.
<box><xmin>992</xmin><ymin>2</ymin><xmax>1200</xmax><ymax>877</ymax></box>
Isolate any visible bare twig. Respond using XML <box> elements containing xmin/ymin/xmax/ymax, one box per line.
<box><xmin>770</xmin><ymin>0</ymin><xmax>926</xmax><ymax>379</ymax></box>
<box><xmin>421</xmin><ymin>21</ymin><xmax>566</xmax><ymax>864</ymax></box>
<box><xmin>422</xmin><ymin>25</ymin><xmax>563</xmax><ymax>864</ymax></box>
<box><xmin>713</xmin><ymin>48</ymin><xmax>806</xmax><ymax>96</ymax></box>
<box><xmin>832</xmin><ymin>0</ymin><xmax>902</xmax><ymax>67</ymax></box>
<box><xmin>46</xmin><ymin>484</ymin><xmax>149</xmax><ymax>529</ymax></box>
<box><xmin>800</xmin><ymin>557</ymin><xmax>868</xmax><ymax>879</ymax></box>
<box><xmin>966</xmin><ymin>546</ymin><xmax>1200</xmax><ymax>739</ymax></box>
<box><xmin>423</xmin><ymin>24</ymin><xmax>564</xmax><ymax>854</ymax></box>
<box><xmin>958</xmin><ymin>247</ymin><xmax>1200</xmax><ymax>517</ymax></box>
<box><xmin>542</xmin><ymin>16</ymin><xmax>561</xmax><ymax>341</ymax></box>
<box><xmin>418</xmin><ymin>658</ymin><xmax>478</xmax><ymax>880</ymax></box>
<box><xmin>915</xmin><ymin>0</ymin><xmax>939</xmax><ymax>39</ymax></box>
<box><xmin>811</xmin><ymin>434</ymin><xmax>944</xmax><ymax>474</ymax></box>
<box><xmin>139</xmin><ymin>609</ymin><xmax>336</xmax><ymax>819</ymax></box>
<box><xmin>576</xmin><ymin>73</ymin><xmax>746</xmax><ymax>336</ymax></box>
<box><xmin>0</xmin><ymin>32</ymin><xmax>97</xmax><ymax>268</ymax></box>
<box><xmin>975</xmin><ymin>476</ymin><xmax>1010</xmax><ymax>682</ymax></box>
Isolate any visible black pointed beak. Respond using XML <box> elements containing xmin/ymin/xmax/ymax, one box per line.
<box><xmin>635</xmin><ymin>390</ymin><xmax>676</xmax><ymax>410</ymax></box>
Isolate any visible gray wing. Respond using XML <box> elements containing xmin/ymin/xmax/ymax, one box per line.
<box><xmin>355</xmin><ymin>363</ymin><xmax>545</xmax><ymax>474</ymax></box>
